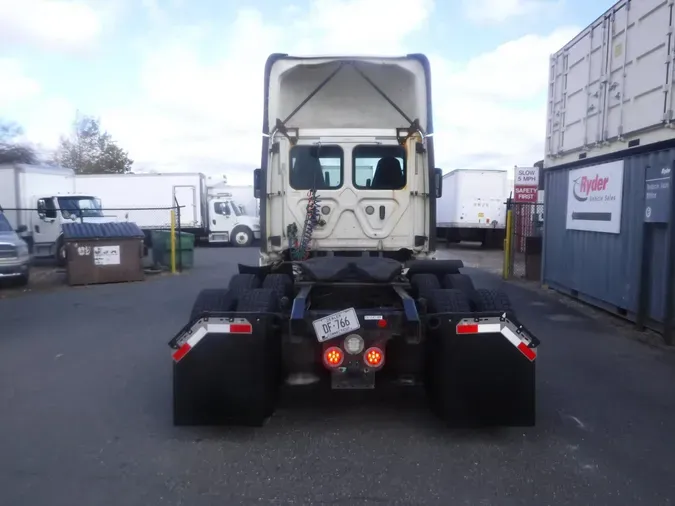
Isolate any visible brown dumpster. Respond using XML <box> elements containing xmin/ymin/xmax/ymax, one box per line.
<box><xmin>62</xmin><ymin>222</ymin><xmax>145</xmax><ymax>286</ymax></box>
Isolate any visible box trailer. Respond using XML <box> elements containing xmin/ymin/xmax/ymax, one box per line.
<box><xmin>436</xmin><ymin>169</ymin><xmax>509</xmax><ymax>248</ymax></box>
<box><xmin>546</xmin><ymin>0</ymin><xmax>675</xmax><ymax>169</ymax></box>
<box><xmin>0</xmin><ymin>163</ymin><xmax>111</xmax><ymax>263</ymax></box>
<box><xmin>74</xmin><ymin>173</ymin><xmax>260</xmax><ymax>247</ymax></box>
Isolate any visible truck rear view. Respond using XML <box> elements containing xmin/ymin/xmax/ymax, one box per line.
<box><xmin>168</xmin><ymin>54</ymin><xmax>540</xmax><ymax>430</ymax></box>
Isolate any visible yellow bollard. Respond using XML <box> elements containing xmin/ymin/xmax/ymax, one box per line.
<box><xmin>503</xmin><ymin>209</ymin><xmax>513</xmax><ymax>280</ymax></box>
<box><xmin>170</xmin><ymin>210</ymin><xmax>177</xmax><ymax>274</ymax></box>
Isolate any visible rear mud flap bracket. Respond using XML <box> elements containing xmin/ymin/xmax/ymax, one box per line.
<box><xmin>426</xmin><ymin>311</ymin><xmax>538</xmax><ymax>427</ymax></box>
<box><xmin>170</xmin><ymin>312</ymin><xmax>281</xmax><ymax>426</ymax></box>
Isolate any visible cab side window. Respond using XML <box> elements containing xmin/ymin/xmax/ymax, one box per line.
<box><xmin>37</xmin><ymin>198</ymin><xmax>57</xmax><ymax>219</ymax></box>
<box><xmin>214</xmin><ymin>202</ymin><xmax>231</xmax><ymax>216</ymax></box>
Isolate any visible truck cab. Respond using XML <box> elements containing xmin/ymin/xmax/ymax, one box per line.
<box><xmin>30</xmin><ymin>193</ymin><xmax>111</xmax><ymax>261</ymax></box>
<box><xmin>207</xmin><ymin>193</ymin><xmax>261</xmax><ymax>246</ymax></box>
<box><xmin>254</xmin><ymin>55</ymin><xmax>443</xmax><ymax>266</ymax></box>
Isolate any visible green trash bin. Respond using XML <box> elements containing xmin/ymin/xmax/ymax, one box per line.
<box><xmin>151</xmin><ymin>230</ymin><xmax>194</xmax><ymax>269</ymax></box>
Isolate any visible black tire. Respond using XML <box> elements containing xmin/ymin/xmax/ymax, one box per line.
<box><xmin>230</xmin><ymin>226</ymin><xmax>253</xmax><ymax>247</ymax></box>
<box><xmin>55</xmin><ymin>235</ymin><xmax>67</xmax><ymax>267</ymax></box>
<box><xmin>442</xmin><ymin>273</ymin><xmax>475</xmax><ymax>297</ymax></box>
<box><xmin>262</xmin><ymin>273</ymin><xmax>293</xmax><ymax>299</ymax></box>
<box><xmin>228</xmin><ymin>273</ymin><xmax>261</xmax><ymax>298</ymax></box>
<box><xmin>410</xmin><ymin>273</ymin><xmax>440</xmax><ymax>299</ymax></box>
<box><xmin>189</xmin><ymin>288</ymin><xmax>234</xmax><ymax>322</ymax></box>
<box><xmin>471</xmin><ymin>288</ymin><xmax>512</xmax><ymax>312</ymax></box>
<box><xmin>427</xmin><ymin>289</ymin><xmax>472</xmax><ymax>313</ymax></box>
<box><xmin>174</xmin><ymin>288</ymin><xmax>281</xmax><ymax>427</ymax></box>
<box><xmin>236</xmin><ymin>288</ymin><xmax>281</xmax><ymax>312</ymax></box>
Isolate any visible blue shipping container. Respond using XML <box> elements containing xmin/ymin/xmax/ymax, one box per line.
<box><xmin>543</xmin><ymin>146</ymin><xmax>675</xmax><ymax>326</ymax></box>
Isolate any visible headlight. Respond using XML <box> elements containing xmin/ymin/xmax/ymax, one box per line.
<box><xmin>17</xmin><ymin>244</ymin><xmax>29</xmax><ymax>258</ymax></box>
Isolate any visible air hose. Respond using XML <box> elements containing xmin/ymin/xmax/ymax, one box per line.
<box><xmin>288</xmin><ymin>188</ymin><xmax>322</xmax><ymax>261</ymax></box>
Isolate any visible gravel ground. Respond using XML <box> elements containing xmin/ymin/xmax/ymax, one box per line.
<box><xmin>1</xmin><ymin>246</ymin><xmax>674</xmax><ymax>506</ymax></box>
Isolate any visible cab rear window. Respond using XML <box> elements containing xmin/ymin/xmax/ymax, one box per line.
<box><xmin>352</xmin><ymin>145</ymin><xmax>406</xmax><ymax>190</ymax></box>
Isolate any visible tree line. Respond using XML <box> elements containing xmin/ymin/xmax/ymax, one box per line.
<box><xmin>0</xmin><ymin>113</ymin><xmax>133</xmax><ymax>174</ymax></box>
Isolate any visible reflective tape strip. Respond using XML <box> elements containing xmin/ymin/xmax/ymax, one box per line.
<box><xmin>172</xmin><ymin>321</ymin><xmax>253</xmax><ymax>362</ymax></box>
<box><xmin>501</xmin><ymin>326</ymin><xmax>536</xmax><ymax>362</ymax></box>
<box><xmin>172</xmin><ymin>327</ymin><xmax>208</xmax><ymax>362</ymax></box>
<box><xmin>456</xmin><ymin>322</ymin><xmax>502</xmax><ymax>334</ymax></box>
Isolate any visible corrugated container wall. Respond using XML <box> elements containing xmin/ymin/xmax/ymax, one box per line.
<box><xmin>546</xmin><ymin>0</ymin><xmax>675</xmax><ymax>169</ymax></box>
<box><xmin>543</xmin><ymin>147</ymin><xmax>675</xmax><ymax>324</ymax></box>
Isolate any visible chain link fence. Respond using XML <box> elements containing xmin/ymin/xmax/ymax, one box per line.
<box><xmin>505</xmin><ymin>201</ymin><xmax>544</xmax><ymax>280</ymax></box>
<box><xmin>0</xmin><ymin>200</ymin><xmax>189</xmax><ymax>273</ymax></box>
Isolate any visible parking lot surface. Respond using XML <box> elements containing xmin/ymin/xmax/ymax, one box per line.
<box><xmin>1</xmin><ymin>247</ymin><xmax>675</xmax><ymax>506</ymax></box>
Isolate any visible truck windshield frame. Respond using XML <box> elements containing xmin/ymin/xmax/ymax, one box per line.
<box><xmin>229</xmin><ymin>200</ymin><xmax>243</xmax><ymax>217</ymax></box>
<box><xmin>289</xmin><ymin>145</ymin><xmax>344</xmax><ymax>190</ymax></box>
<box><xmin>57</xmin><ymin>196</ymin><xmax>104</xmax><ymax>219</ymax></box>
<box><xmin>352</xmin><ymin>145</ymin><xmax>407</xmax><ymax>190</ymax></box>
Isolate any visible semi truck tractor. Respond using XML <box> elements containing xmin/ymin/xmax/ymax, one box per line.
<box><xmin>168</xmin><ymin>54</ymin><xmax>540</xmax><ymax>428</ymax></box>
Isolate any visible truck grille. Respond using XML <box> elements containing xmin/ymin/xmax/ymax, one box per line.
<box><xmin>0</xmin><ymin>244</ymin><xmax>18</xmax><ymax>259</ymax></box>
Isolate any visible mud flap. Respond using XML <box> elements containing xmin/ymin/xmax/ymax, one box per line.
<box><xmin>426</xmin><ymin>312</ymin><xmax>538</xmax><ymax>427</ymax></box>
<box><xmin>170</xmin><ymin>312</ymin><xmax>281</xmax><ymax>426</ymax></box>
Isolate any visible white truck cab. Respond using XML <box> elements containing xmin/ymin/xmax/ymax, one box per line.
<box><xmin>254</xmin><ymin>55</ymin><xmax>442</xmax><ymax>266</ymax></box>
<box><xmin>207</xmin><ymin>192</ymin><xmax>261</xmax><ymax>246</ymax></box>
<box><xmin>0</xmin><ymin>163</ymin><xmax>114</xmax><ymax>264</ymax></box>
<box><xmin>32</xmin><ymin>193</ymin><xmax>113</xmax><ymax>260</ymax></box>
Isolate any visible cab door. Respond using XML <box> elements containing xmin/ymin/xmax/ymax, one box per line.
<box><xmin>210</xmin><ymin>200</ymin><xmax>233</xmax><ymax>234</ymax></box>
<box><xmin>33</xmin><ymin>197</ymin><xmax>61</xmax><ymax>244</ymax></box>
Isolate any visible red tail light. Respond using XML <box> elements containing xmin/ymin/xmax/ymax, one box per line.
<box><xmin>323</xmin><ymin>346</ymin><xmax>344</xmax><ymax>368</ymax></box>
<box><xmin>364</xmin><ymin>347</ymin><xmax>384</xmax><ymax>368</ymax></box>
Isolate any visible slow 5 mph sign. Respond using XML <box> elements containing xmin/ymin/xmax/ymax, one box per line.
<box><xmin>514</xmin><ymin>166</ymin><xmax>540</xmax><ymax>203</ymax></box>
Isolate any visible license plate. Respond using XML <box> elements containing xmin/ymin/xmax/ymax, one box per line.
<box><xmin>312</xmin><ymin>308</ymin><xmax>360</xmax><ymax>343</ymax></box>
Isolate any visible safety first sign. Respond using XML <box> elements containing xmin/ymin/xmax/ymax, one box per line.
<box><xmin>514</xmin><ymin>166</ymin><xmax>540</xmax><ymax>203</ymax></box>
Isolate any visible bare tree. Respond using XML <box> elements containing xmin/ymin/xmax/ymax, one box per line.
<box><xmin>0</xmin><ymin>120</ymin><xmax>37</xmax><ymax>164</ymax></box>
<box><xmin>55</xmin><ymin>112</ymin><xmax>133</xmax><ymax>174</ymax></box>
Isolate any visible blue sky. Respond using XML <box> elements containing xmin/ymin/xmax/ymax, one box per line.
<box><xmin>0</xmin><ymin>0</ymin><xmax>610</xmax><ymax>183</ymax></box>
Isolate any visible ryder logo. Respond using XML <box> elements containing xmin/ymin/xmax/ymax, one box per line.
<box><xmin>572</xmin><ymin>174</ymin><xmax>610</xmax><ymax>202</ymax></box>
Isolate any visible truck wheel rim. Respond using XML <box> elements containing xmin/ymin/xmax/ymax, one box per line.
<box><xmin>235</xmin><ymin>231</ymin><xmax>249</xmax><ymax>244</ymax></box>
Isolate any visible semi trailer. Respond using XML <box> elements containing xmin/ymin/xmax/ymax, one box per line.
<box><xmin>436</xmin><ymin>168</ymin><xmax>509</xmax><ymax>248</ymax></box>
<box><xmin>168</xmin><ymin>54</ymin><xmax>540</xmax><ymax>428</ymax></box>
<box><xmin>74</xmin><ymin>172</ymin><xmax>260</xmax><ymax>247</ymax></box>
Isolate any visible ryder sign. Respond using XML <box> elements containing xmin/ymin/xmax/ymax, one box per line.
<box><xmin>566</xmin><ymin>160</ymin><xmax>624</xmax><ymax>233</ymax></box>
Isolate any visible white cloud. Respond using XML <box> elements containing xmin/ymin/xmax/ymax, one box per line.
<box><xmin>0</xmin><ymin>59</ymin><xmax>42</xmax><ymax>103</ymax></box>
<box><xmin>463</xmin><ymin>0</ymin><xmax>563</xmax><ymax>24</ymax></box>
<box><xmin>0</xmin><ymin>58</ymin><xmax>75</xmax><ymax>153</ymax></box>
<box><xmin>430</xmin><ymin>26</ymin><xmax>580</xmax><ymax>169</ymax></box>
<box><xmin>0</xmin><ymin>0</ymin><xmax>103</xmax><ymax>51</ymax></box>
<box><xmin>4</xmin><ymin>0</ymin><xmax>579</xmax><ymax>183</ymax></box>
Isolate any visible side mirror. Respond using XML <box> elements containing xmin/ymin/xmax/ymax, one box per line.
<box><xmin>434</xmin><ymin>168</ymin><xmax>443</xmax><ymax>198</ymax></box>
<box><xmin>15</xmin><ymin>225</ymin><xmax>27</xmax><ymax>233</ymax></box>
<box><xmin>253</xmin><ymin>168</ymin><xmax>262</xmax><ymax>199</ymax></box>
<box><xmin>324</xmin><ymin>171</ymin><xmax>331</xmax><ymax>187</ymax></box>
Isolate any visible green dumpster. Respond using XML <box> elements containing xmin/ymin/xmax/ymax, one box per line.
<box><xmin>151</xmin><ymin>230</ymin><xmax>194</xmax><ymax>269</ymax></box>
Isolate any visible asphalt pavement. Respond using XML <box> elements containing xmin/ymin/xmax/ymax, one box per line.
<box><xmin>1</xmin><ymin>246</ymin><xmax>674</xmax><ymax>506</ymax></box>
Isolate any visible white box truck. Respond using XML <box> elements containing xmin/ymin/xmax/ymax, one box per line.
<box><xmin>74</xmin><ymin>172</ymin><xmax>260</xmax><ymax>247</ymax></box>
<box><xmin>546</xmin><ymin>0</ymin><xmax>674</xmax><ymax>169</ymax></box>
<box><xmin>436</xmin><ymin>169</ymin><xmax>509</xmax><ymax>248</ymax></box>
<box><xmin>0</xmin><ymin>163</ymin><xmax>113</xmax><ymax>263</ymax></box>
<box><xmin>207</xmin><ymin>183</ymin><xmax>259</xmax><ymax>217</ymax></box>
